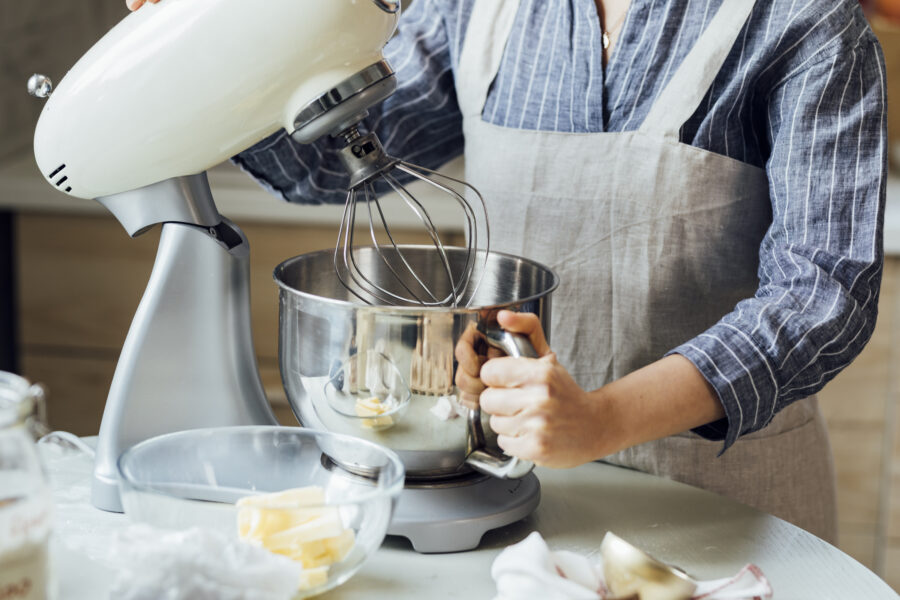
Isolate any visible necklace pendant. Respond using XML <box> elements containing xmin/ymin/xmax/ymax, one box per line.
<box><xmin>602</xmin><ymin>31</ymin><xmax>610</xmax><ymax>49</ymax></box>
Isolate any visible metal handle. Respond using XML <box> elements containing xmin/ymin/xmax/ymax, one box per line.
<box><xmin>478</xmin><ymin>325</ymin><xmax>539</xmax><ymax>359</ymax></box>
<box><xmin>464</xmin><ymin>324</ymin><xmax>540</xmax><ymax>479</ymax></box>
<box><xmin>371</xmin><ymin>0</ymin><xmax>401</xmax><ymax>13</ymax></box>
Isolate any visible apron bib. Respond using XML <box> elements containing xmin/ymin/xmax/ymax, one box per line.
<box><xmin>457</xmin><ymin>0</ymin><xmax>837</xmax><ymax>541</ymax></box>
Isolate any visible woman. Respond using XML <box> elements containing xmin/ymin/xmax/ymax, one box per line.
<box><xmin>131</xmin><ymin>0</ymin><xmax>887</xmax><ymax>542</ymax></box>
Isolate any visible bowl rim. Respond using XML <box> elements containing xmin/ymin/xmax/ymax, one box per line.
<box><xmin>116</xmin><ymin>425</ymin><xmax>406</xmax><ymax>507</ymax></box>
<box><xmin>272</xmin><ymin>245</ymin><xmax>560</xmax><ymax>313</ymax></box>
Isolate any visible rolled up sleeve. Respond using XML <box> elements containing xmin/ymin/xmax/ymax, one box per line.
<box><xmin>672</xmin><ymin>37</ymin><xmax>888</xmax><ymax>452</ymax></box>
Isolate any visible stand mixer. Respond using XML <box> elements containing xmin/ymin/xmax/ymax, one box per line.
<box><xmin>28</xmin><ymin>0</ymin><xmax>550</xmax><ymax>552</ymax></box>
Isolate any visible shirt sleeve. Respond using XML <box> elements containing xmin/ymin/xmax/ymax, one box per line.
<box><xmin>231</xmin><ymin>0</ymin><xmax>464</xmax><ymax>205</ymax></box>
<box><xmin>670</xmin><ymin>33</ymin><xmax>888</xmax><ymax>452</ymax></box>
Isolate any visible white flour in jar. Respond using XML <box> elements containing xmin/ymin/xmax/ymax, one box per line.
<box><xmin>0</xmin><ymin>476</ymin><xmax>53</xmax><ymax>600</ymax></box>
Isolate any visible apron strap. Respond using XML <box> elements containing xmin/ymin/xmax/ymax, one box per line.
<box><xmin>639</xmin><ymin>0</ymin><xmax>757</xmax><ymax>141</ymax></box>
<box><xmin>456</xmin><ymin>0</ymin><xmax>522</xmax><ymax>119</ymax></box>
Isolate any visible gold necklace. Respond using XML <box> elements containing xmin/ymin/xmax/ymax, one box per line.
<box><xmin>601</xmin><ymin>9</ymin><xmax>628</xmax><ymax>50</ymax></box>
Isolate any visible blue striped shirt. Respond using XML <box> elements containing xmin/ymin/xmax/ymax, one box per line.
<box><xmin>234</xmin><ymin>0</ymin><xmax>888</xmax><ymax>450</ymax></box>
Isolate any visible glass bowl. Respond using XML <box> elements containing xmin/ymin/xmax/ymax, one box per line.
<box><xmin>117</xmin><ymin>426</ymin><xmax>405</xmax><ymax>598</ymax></box>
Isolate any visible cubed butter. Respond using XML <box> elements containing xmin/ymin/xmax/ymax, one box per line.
<box><xmin>237</xmin><ymin>487</ymin><xmax>326</xmax><ymax>540</ymax></box>
<box><xmin>273</xmin><ymin>528</ymin><xmax>356</xmax><ymax>569</ymax></box>
<box><xmin>298</xmin><ymin>566</ymin><xmax>329</xmax><ymax>591</ymax></box>
<box><xmin>236</xmin><ymin>486</ymin><xmax>357</xmax><ymax>592</ymax></box>
<box><xmin>237</xmin><ymin>486</ymin><xmax>326</xmax><ymax>508</ymax></box>
<box><xmin>263</xmin><ymin>507</ymin><xmax>345</xmax><ymax>550</ymax></box>
<box><xmin>355</xmin><ymin>396</ymin><xmax>394</xmax><ymax>428</ymax></box>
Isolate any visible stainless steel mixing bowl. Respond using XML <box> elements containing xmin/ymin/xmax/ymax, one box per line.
<box><xmin>274</xmin><ymin>246</ymin><xmax>558</xmax><ymax>481</ymax></box>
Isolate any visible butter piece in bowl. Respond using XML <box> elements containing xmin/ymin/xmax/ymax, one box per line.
<box><xmin>238</xmin><ymin>485</ymin><xmax>357</xmax><ymax>587</ymax></box>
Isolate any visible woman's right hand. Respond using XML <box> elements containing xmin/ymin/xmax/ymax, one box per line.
<box><xmin>126</xmin><ymin>0</ymin><xmax>162</xmax><ymax>11</ymax></box>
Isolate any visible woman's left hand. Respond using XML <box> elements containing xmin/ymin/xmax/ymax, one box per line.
<box><xmin>478</xmin><ymin>311</ymin><xmax>608</xmax><ymax>468</ymax></box>
<box><xmin>126</xmin><ymin>0</ymin><xmax>161</xmax><ymax>11</ymax></box>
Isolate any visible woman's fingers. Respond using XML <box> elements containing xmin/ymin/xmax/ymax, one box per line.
<box><xmin>455</xmin><ymin>365</ymin><xmax>485</xmax><ymax>397</ymax></box>
<box><xmin>481</xmin><ymin>354</ymin><xmax>556</xmax><ymax>389</ymax></box>
<box><xmin>454</xmin><ymin>317</ymin><xmax>554</xmax><ymax>412</ymax></box>
<box><xmin>459</xmin><ymin>393</ymin><xmax>479</xmax><ymax>410</ymax></box>
<box><xmin>487</xmin><ymin>346</ymin><xmax>505</xmax><ymax>359</ymax></box>
<box><xmin>454</xmin><ymin>323</ymin><xmax>486</xmax><ymax>405</ymax></box>
<box><xmin>481</xmin><ymin>384</ymin><xmax>543</xmax><ymax>416</ymax></box>
<box><xmin>127</xmin><ymin>0</ymin><xmax>161</xmax><ymax>10</ymax></box>
<box><xmin>497</xmin><ymin>310</ymin><xmax>551</xmax><ymax>356</ymax></box>
<box><xmin>491</xmin><ymin>413</ymin><xmax>545</xmax><ymax>461</ymax></box>
<box><xmin>496</xmin><ymin>433</ymin><xmax>531</xmax><ymax>460</ymax></box>
<box><xmin>490</xmin><ymin>410</ymin><xmax>551</xmax><ymax>437</ymax></box>
<box><xmin>454</xmin><ymin>323</ymin><xmax>483</xmax><ymax>377</ymax></box>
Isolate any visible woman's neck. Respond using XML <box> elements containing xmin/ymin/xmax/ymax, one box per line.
<box><xmin>595</xmin><ymin>0</ymin><xmax>632</xmax><ymax>65</ymax></box>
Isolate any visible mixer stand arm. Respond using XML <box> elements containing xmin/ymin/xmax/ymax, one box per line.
<box><xmin>97</xmin><ymin>172</ymin><xmax>224</xmax><ymax>237</ymax></box>
<box><xmin>91</xmin><ymin>172</ymin><xmax>277</xmax><ymax>512</ymax></box>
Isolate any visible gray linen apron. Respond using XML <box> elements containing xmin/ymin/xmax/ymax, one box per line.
<box><xmin>457</xmin><ymin>0</ymin><xmax>837</xmax><ymax>541</ymax></box>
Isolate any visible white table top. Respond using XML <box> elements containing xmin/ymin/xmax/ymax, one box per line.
<box><xmin>42</xmin><ymin>443</ymin><xmax>897</xmax><ymax>599</ymax></box>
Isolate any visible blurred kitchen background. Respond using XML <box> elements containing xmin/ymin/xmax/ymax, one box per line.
<box><xmin>0</xmin><ymin>0</ymin><xmax>898</xmax><ymax>589</ymax></box>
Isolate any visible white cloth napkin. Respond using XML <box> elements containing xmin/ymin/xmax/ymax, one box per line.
<box><xmin>492</xmin><ymin>532</ymin><xmax>773</xmax><ymax>600</ymax></box>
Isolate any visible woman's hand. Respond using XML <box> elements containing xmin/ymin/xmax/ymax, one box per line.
<box><xmin>454</xmin><ymin>322</ymin><xmax>493</xmax><ymax>410</ymax></box>
<box><xmin>454</xmin><ymin>310</ymin><xmax>728</xmax><ymax>469</ymax></box>
<box><xmin>455</xmin><ymin>310</ymin><xmax>609</xmax><ymax>468</ymax></box>
<box><xmin>126</xmin><ymin>0</ymin><xmax>162</xmax><ymax>11</ymax></box>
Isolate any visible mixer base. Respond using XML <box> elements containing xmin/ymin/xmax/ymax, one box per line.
<box><xmin>387</xmin><ymin>472</ymin><xmax>540</xmax><ymax>553</ymax></box>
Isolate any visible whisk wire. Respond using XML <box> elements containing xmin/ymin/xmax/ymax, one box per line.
<box><xmin>394</xmin><ymin>164</ymin><xmax>478</xmax><ymax>293</ymax></box>
<box><xmin>334</xmin><ymin>189</ymin><xmax>373</xmax><ymax>305</ymax></box>
<box><xmin>344</xmin><ymin>190</ymin><xmax>419</xmax><ymax>306</ymax></box>
<box><xmin>383</xmin><ymin>172</ymin><xmax>459</xmax><ymax>307</ymax></box>
<box><xmin>396</xmin><ymin>163</ymin><xmax>491</xmax><ymax>307</ymax></box>
<box><xmin>343</xmin><ymin>190</ymin><xmax>389</xmax><ymax>305</ymax></box>
<box><xmin>364</xmin><ymin>183</ymin><xmax>439</xmax><ymax>305</ymax></box>
<box><xmin>333</xmin><ymin>128</ymin><xmax>490</xmax><ymax>308</ymax></box>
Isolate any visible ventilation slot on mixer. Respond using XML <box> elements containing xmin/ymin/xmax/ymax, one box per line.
<box><xmin>46</xmin><ymin>164</ymin><xmax>72</xmax><ymax>193</ymax></box>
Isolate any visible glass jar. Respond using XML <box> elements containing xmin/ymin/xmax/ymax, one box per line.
<box><xmin>0</xmin><ymin>371</ymin><xmax>52</xmax><ymax>600</ymax></box>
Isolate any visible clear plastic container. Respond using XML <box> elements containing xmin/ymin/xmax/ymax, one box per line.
<box><xmin>117</xmin><ymin>426</ymin><xmax>405</xmax><ymax>598</ymax></box>
<box><xmin>0</xmin><ymin>372</ymin><xmax>52</xmax><ymax>600</ymax></box>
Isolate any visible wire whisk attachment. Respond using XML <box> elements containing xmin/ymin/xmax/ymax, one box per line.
<box><xmin>334</xmin><ymin>127</ymin><xmax>489</xmax><ymax>308</ymax></box>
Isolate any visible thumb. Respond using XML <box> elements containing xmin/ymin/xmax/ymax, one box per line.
<box><xmin>496</xmin><ymin>310</ymin><xmax>552</xmax><ymax>357</ymax></box>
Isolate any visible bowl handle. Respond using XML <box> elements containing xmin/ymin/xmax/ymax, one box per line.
<box><xmin>464</xmin><ymin>325</ymin><xmax>538</xmax><ymax>479</ymax></box>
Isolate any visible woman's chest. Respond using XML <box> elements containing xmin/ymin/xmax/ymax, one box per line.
<box><xmin>476</xmin><ymin>0</ymin><xmax>734</xmax><ymax>133</ymax></box>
